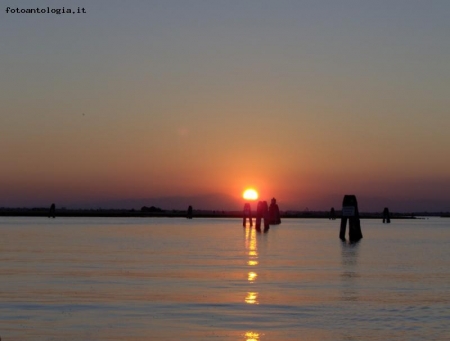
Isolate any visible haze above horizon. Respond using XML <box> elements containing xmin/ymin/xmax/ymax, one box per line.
<box><xmin>1</xmin><ymin>1</ymin><xmax>449</xmax><ymax>212</ymax></box>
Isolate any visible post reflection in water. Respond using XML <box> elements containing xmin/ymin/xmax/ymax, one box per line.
<box><xmin>340</xmin><ymin>241</ymin><xmax>360</xmax><ymax>302</ymax></box>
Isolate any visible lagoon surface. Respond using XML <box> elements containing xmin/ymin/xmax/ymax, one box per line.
<box><xmin>0</xmin><ymin>217</ymin><xmax>449</xmax><ymax>340</ymax></box>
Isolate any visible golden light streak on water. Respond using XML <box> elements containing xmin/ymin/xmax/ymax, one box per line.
<box><xmin>248</xmin><ymin>271</ymin><xmax>257</xmax><ymax>282</ymax></box>
<box><xmin>245</xmin><ymin>292</ymin><xmax>259</xmax><ymax>304</ymax></box>
<box><xmin>245</xmin><ymin>226</ymin><xmax>260</xmax><ymax>305</ymax></box>
<box><xmin>245</xmin><ymin>226</ymin><xmax>258</xmax><ymax>259</ymax></box>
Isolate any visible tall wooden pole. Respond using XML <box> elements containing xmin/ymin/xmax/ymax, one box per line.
<box><xmin>340</xmin><ymin>195</ymin><xmax>363</xmax><ymax>242</ymax></box>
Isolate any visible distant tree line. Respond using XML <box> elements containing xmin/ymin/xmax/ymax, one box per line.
<box><xmin>141</xmin><ymin>206</ymin><xmax>164</xmax><ymax>213</ymax></box>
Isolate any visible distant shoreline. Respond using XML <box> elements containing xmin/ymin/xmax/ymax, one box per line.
<box><xmin>1</xmin><ymin>208</ymin><xmax>446</xmax><ymax>218</ymax></box>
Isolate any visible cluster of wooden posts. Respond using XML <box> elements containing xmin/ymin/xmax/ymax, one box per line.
<box><xmin>243</xmin><ymin>194</ymin><xmax>393</xmax><ymax>242</ymax></box>
<box><xmin>243</xmin><ymin>198</ymin><xmax>281</xmax><ymax>233</ymax></box>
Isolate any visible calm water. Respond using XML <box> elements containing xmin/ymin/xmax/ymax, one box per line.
<box><xmin>0</xmin><ymin>217</ymin><xmax>449</xmax><ymax>341</ymax></box>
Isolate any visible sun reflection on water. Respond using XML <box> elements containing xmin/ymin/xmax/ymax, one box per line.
<box><xmin>245</xmin><ymin>227</ymin><xmax>258</xmax><ymax>263</ymax></box>
<box><xmin>245</xmin><ymin>292</ymin><xmax>259</xmax><ymax>304</ymax></box>
<box><xmin>245</xmin><ymin>228</ymin><xmax>258</xmax><ymax>256</ymax></box>
<box><xmin>247</xmin><ymin>271</ymin><xmax>257</xmax><ymax>282</ymax></box>
<box><xmin>248</xmin><ymin>250</ymin><xmax>258</xmax><ymax>256</ymax></box>
<box><xmin>244</xmin><ymin>225</ymin><xmax>259</xmax><ymax>305</ymax></box>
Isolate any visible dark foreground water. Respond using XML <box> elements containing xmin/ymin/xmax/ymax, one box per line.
<box><xmin>0</xmin><ymin>217</ymin><xmax>449</xmax><ymax>340</ymax></box>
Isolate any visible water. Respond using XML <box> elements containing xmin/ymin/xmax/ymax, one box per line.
<box><xmin>0</xmin><ymin>217</ymin><xmax>449</xmax><ymax>340</ymax></box>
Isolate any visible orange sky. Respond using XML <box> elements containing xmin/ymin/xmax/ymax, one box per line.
<box><xmin>1</xmin><ymin>1</ymin><xmax>450</xmax><ymax>211</ymax></box>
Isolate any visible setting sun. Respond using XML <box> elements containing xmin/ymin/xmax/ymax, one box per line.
<box><xmin>243</xmin><ymin>189</ymin><xmax>259</xmax><ymax>201</ymax></box>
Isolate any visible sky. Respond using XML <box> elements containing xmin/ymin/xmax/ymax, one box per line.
<box><xmin>1</xmin><ymin>0</ymin><xmax>449</xmax><ymax>212</ymax></box>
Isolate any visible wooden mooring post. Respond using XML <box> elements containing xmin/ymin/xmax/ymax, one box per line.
<box><xmin>255</xmin><ymin>201</ymin><xmax>269</xmax><ymax>232</ymax></box>
<box><xmin>339</xmin><ymin>195</ymin><xmax>363</xmax><ymax>242</ymax></box>
<box><xmin>329</xmin><ymin>207</ymin><xmax>336</xmax><ymax>220</ymax></box>
<box><xmin>48</xmin><ymin>203</ymin><xmax>56</xmax><ymax>218</ymax></box>
<box><xmin>383</xmin><ymin>207</ymin><xmax>391</xmax><ymax>223</ymax></box>
<box><xmin>187</xmin><ymin>205</ymin><xmax>193</xmax><ymax>219</ymax></box>
<box><xmin>243</xmin><ymin>203</ymin><xmax>253</xmax><ymax>227</ymax></box>
<box><xmin>268</xmin><ymin>198</ymin><xmax>281</xmax><ymax>225</ymax></box>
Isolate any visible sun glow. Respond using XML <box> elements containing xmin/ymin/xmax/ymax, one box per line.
<box><xmin>245</xmin><ymin>331</ymin><xmax>261</xmax><ymax>341</ymax></box>
<box><xmin>243</xmin><ymin>188</ymin><xmax>258</xmax><ymax>201</ymax></box>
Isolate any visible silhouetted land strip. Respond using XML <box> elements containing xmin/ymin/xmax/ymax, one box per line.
<box><xmin>0</xmin><ymin>207</ymin><xmax>442</xmax><ymax>218</ymax></box>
